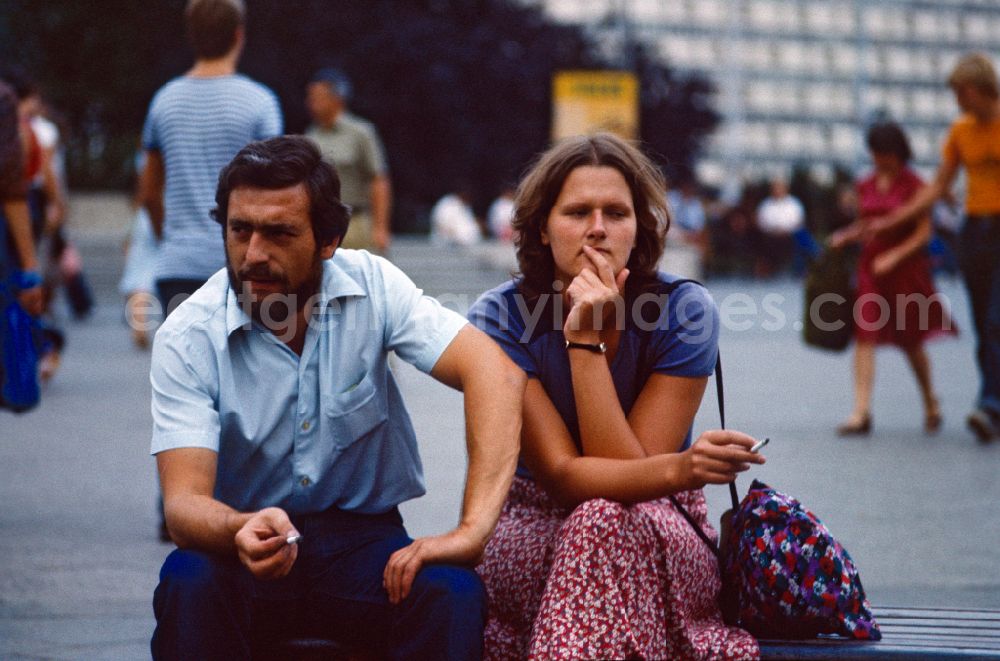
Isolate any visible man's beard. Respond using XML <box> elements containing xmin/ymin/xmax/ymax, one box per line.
<box><xmin>227</xmin><ymin>255</ymin><xmax>324</xmax><ymax>330</ymax></box>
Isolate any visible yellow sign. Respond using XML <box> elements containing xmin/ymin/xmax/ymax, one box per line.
<box><xmin>552</xmin><ymin>70</ymin><xmax>639</xmax><ymax>141</ymax></box>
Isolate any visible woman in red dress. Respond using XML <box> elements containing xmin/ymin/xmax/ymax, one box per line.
<box><xmin>830</xmin><ymin>122</ymin><xmax>957</xmax><ymax>435</ymax></box>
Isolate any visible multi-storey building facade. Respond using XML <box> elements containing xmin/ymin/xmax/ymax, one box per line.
<box><xmin>527</xmin><ymin>0</ymin><xmax>1000</xmax><ymax>187</ymax></box>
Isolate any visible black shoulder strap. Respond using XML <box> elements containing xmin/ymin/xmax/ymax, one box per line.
<box><xmin>668</xmin><ymin>492</ymin><xmax>721</xmax><ymax>557</ymax></box>
<box><xmin>717</xmin><ymin>354</ymin><xmax>740</xmax><ymax>512</ymax></box>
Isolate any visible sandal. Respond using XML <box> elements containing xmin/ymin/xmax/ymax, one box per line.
<box><xmin>132</xmin><ymin>329</ymin><xmax>150</xmax><ymax>350</ymax></box>
<box><xmin>837</xmin><ymin>412</ymin><xmax>871</xmax><ymax>436</ymax></box>
<box><xmin>39</xmin><ymin>350</ymin><xmax>61</xmax><ymax>383</ymax></box>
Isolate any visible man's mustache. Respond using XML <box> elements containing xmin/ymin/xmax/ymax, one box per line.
<box><xmin>238</xmin><ymin>267</ymin><xmax>284</xmax><ymax>282</ymax></box>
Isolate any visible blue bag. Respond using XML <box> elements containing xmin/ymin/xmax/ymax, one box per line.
<box><xmin>1</xmin><ymin>294</ymin><xmax>40</xmax><ymax>412</ymax></box>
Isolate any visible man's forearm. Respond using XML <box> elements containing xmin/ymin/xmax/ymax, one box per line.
<box><xmin>888</xmin><ymin>217</ymin><xmax>933</xmax><ymax>264</ymax></box>
<box><xmin>140</xmin><ymin>150</ymin><xmax>165</xmax><ymax>238</ymax></box>
<box><xmin>370</xmin><ymin>176</ymin><xmax>391</xmax><ymax>234</ymax></box>
<box><xmin>886</xmin><ymin>184</ymin><xmax>939</xmax><ymax>231</ymax></box>
<box><xmin>147</xmin><ymin>199</ymin><xmax>165</xmax><ymax>239</ymax></box>
<box><xmin>882</xmin><ymin>159</ymin><xmax>958</xmax><ymax>233</ymax></box>
<box><xmin>3</xmin><ymin>200</ymin><xmax>38</xmax><ymax>271</ymax></box>
<box><xmin>456</xmin><ymin>360</ymin><xmax>524</xmax><ymax>546</ymax></box>
<box><xmin>163</xmin><ymin>492</ymin><xmax>253</xmax><ymax>554</ymax></box>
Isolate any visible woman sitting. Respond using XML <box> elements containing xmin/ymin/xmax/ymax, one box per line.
<box><xmin>468</xmin><ymin>133</ymin><xmax>764</xmax><ymax>660</ymax></box>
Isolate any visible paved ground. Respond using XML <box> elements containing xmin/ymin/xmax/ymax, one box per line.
<box><xmin>1</xmin><ymin>194</ymin><xmax>997</xmax><ymax>659</ymax></box>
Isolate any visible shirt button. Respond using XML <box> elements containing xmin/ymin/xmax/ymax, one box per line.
<box><xmin>301</xmin><ymin>421</ymin><xmax>311</xmax><ymax>431</ymax></box>
<box><xmin>300</xmin><ymin>476</ymin><xmax>311</xmax><ymax>487</ymax></box>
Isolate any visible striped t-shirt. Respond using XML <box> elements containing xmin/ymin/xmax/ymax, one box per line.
<box><xmin>142</xmin><ymin>74</ymin><xmax>283</xmax><ymax>281</ymax></box>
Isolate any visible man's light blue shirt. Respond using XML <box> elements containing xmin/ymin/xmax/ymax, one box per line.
<box><xmin>150</xmin><ymin>249</ymin><xmax>468</xmax><ymax>515</ymax></box>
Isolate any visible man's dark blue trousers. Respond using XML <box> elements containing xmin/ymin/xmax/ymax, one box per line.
<box><xmin>151</xmin><ymin>506</ymin><xmax>486</xmax><ymax>660</ymax></box>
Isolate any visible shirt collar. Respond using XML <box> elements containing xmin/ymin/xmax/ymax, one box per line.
<box><xmin>224</xmin><ymin>257</ymin><xmax>367</xmax><ymax>336</ymax></box>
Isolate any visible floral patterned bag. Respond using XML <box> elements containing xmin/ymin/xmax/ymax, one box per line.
<box><xmin>645</xmin><ymin>281</ymin><xmax>879</xmax><ymax>640</ymax></box>
<box><xmin>670</xmin><ymin>354</ymin><xmax>880</xmax><ymax>640</ymax></box>
<box><xmin>719</xmin><ymin>480</ymin><xmax>881</xmax><ymax>640</ymax></box>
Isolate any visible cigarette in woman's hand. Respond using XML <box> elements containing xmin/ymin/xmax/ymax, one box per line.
<box><xmin>750</xmin><ymin>438</ymin><xmax>770</xmax><ymax>454</ymax></box>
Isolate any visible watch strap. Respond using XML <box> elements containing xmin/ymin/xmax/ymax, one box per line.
<box><xmin>565</xmin><ymin>340</ymin><xmax>607</xmax><ymax>353</ymax></box>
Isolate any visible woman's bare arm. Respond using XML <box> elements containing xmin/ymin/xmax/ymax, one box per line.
<box><xmin>520</xmin><ymin>379</ymin><xmax>762</xmax><ymax>508</ymax></box>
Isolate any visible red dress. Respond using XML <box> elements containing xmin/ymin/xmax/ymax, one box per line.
<box><xmin>855</xmin><ymin>168</ymin><xmax>956</xmax><ymax>347</ymax></box>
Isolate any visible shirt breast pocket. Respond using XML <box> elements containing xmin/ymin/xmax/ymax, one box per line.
<box><xmin>324</xmin><ymin>375</ymin><xmax>388</xmax><ymax>451</ymax></box>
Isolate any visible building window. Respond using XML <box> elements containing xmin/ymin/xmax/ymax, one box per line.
<box><xmin>831</xmin><ymin>124</ymin><xmax>858</xmax><ymax>161</ymax></box>
<box><xmin>885</xmin><ymin>47</ymin><xmax>913</xmax><ymax>79</ymax></box>
<box><xmin>830</xmin><ymin>43</ymin><xmax>857</xmax><ymax>75</ymax></box>
<box><xmin>691</xmin><ymin>0</ymin><xmax>726</xmax><ymax>27</ymax></box>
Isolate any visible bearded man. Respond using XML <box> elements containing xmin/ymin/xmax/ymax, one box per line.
<box><xmin>149</xmin><ymin>136</ymin><xmax>524</xmax><ymax>660</ymax></box>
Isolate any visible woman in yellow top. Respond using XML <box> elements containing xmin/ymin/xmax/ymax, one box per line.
<box><xmin>869</xmin><ymin>52</ymin><xmax>1000</xmax><ymax>443</ymax></box>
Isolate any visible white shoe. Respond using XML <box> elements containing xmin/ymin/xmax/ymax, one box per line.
<box><xmin>967</xmin><ymin>409</ymin><xmax>997</xmax><ymax>443</ymax></box>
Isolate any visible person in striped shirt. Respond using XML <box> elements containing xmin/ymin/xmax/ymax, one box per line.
<box><xmin>139</xmin><ymin>0</ymin><xmax>283</xmax><ymax>316</ymax></box>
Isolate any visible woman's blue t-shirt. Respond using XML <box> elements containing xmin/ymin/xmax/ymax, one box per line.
<box><xmin>467</xmin><ymin>272</ymin><xmax>719</xmax><ymax>477</ymax></box>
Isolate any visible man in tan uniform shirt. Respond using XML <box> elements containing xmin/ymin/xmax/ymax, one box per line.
<box><xmin>305</xmin><ymin>69</ymin><xmax>392</xmax><ymax>253</ymax></box>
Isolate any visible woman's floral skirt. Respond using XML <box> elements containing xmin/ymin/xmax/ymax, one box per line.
<box><xmin>477</xmin><ymin>477</ymin><xmax>759</xmax><ymax>660</ymax></box>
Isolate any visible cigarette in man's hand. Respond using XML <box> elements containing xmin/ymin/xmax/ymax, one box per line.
<box><xmin>750</xmin><ymin>438</ymin><xmax>770</xmax><ymax>454</ymax></box>
<box><xmin>286</xmin><ymin>534</ymin><xmax>302</xmax><ymax>545</ymax></box>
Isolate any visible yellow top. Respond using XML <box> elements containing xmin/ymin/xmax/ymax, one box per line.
<box><xmin>943</xmin><ymin>113</ymin><xmax>1000</xmax><ymax>215</ymax></box>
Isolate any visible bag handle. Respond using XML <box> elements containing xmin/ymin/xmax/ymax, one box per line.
<box><xmin>668</xmin><ymin>491</ymin><xmax>721</xmax><ymax>557</ymax></box>
<box><xmin>715</xmin><ymin>354</ymin><xmax>741</xmax><ymax>512</ymax></box>
<box><xmin>667</xmin><ymin>350</ymin><xmax>734</xmax><ymax>558</ymax></box>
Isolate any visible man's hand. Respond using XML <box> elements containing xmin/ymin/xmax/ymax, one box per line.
<box><xmin>563</xmin><ymin>246</ymin><xmax>629</xmax><ymax>341</ymax></box>
<box><xmin>17</xmin><ymin>286</ymin><xmax>44</xmax><ymax>317</ymax></box>
<box><xmin>382</xmin><ymin>528</ymin><xmax>485</xmax><ymax>605</ymax></box>
<box><xmin>678</xmin><ymin>430</ymin><xmax>765</xmax><ymax>490</ymax></box>
<box><xmin>828</xmin><ymin>224</ymin><xmax>860</xmax><ymax>249</ymax></box>
<box><xmin>872</xmin><ymin>252</ymin><xmax>901</xmax><ymax>278</ymax></box>
<box><xmin>234</xmin><ymin>507</ymin><xmax>300</xmax><ymax>580</ymax></box>
<box><xmin>863</xmin><ymin>216</ymin><xmax>895</xmax><ymax>240</ymax></box>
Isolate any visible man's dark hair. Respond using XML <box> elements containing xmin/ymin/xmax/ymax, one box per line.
<box><xmin>309</xmin><ymin>68</ymin><xmax>352</xmax><ymax>102</ymax></box>
<box><xmin>185</xmin><ymin>0</ymin><xmax>244</xmax><ymax>60</ymax></box>
<box><xmin>866</xmin><ymin>122</ymin><xmax>913</xmax><ymax>163</ymax></box>
<box><xmin>212</xmin><ymin>136</ymin><xmax>351</xmax><ymax>246</ymax></box>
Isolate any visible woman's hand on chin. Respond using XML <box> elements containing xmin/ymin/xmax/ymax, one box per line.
<box><xmin>563</xmin><ymin>246</ymin><xmax>629</xmax><ymax>340</ymax></box>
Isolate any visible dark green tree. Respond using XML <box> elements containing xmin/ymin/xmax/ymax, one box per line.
<box><xmin>1</xmin><ymin>0</ymin><xmax>185</xmax><ymax>186</ymax></box>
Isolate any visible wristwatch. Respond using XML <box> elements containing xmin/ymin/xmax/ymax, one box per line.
<box><xmin>565</xmin><ymin>340</ymin><xmax>607</xmax><ymax>354</ymax></box>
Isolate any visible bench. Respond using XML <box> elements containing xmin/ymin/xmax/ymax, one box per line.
<box><xmin>759</xmin><ymin>606</ymin><xmax>1000</xmax><ymax>660</ymax></box>
<box><xmin>277</xmin><ymin>606</ymin><xmax>1000</xmax><ymax>660</ymax></box>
